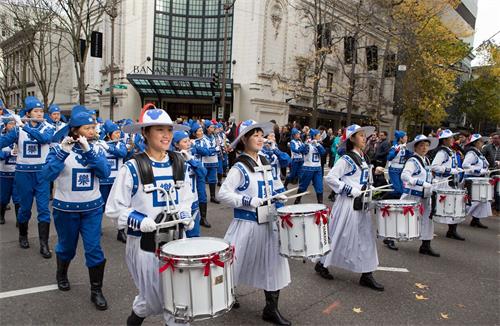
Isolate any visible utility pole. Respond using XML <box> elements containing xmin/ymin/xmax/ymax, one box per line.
<box><xmin>108</xmin><ymin>0</ymin><xmax>118</xmax><ymax>120</ymax></box>
<box><xmin>219</xmin><ymin>0</ymin><xmax>235</xmax><ymax>120</ymax></box>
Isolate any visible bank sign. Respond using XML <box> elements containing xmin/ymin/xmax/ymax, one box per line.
<box><xmin>131</xmin><ymin>65</ymin><xmax>216</xmax><ymax>78</ymax></box>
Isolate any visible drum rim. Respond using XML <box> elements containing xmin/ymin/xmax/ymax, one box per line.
<box><xmin>433</xmin><ymin>189</ymin><xmax>467</xmax><ymax>194</ymax></box>
<box><xmin>160</xmin><ymin>236</ymin><xmax>231</xmax><ymax>257</ymax></box>
<box><xmin>277</xmin><ymin>203</ymin><xmax>327</xmax><ymax>214</ymax></box>
<box><xmin>375</xmin><ymin>199</ymin><xmax>418</xmax><ymax>207</ymax></box>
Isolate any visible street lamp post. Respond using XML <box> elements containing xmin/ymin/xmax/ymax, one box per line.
<box><xmin>108</xmin><ymin>0</ymin><xmax>118</xmax><ymax>121</ymax></box>
<box><xmin>219</xmin><ymin>0</ymin><xmax>235</xmax><ymax>120</ymax></box>
<box><xmin>394</xmin><ymin>64</ymin><xmax>406</xmax><ymax>130</ymax></box>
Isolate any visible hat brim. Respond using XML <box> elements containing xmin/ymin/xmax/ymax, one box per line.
<box><xmin>438</xmin><ymin>132</ymin><xmax>459</xmax><ymax>139</ymax></box>
<box><xmin>407</xmin><ymin>137</ymin><xmax>438</xmax><ymax>152</ymax></box>
<box><xmin>230</xmin><ymin>122</ymin><xmax>274</xmax><ymax>149</ymax></box>
<box><xmin>467</xmin><ymin>136</ymin><xmax>488</xmax><ymax>145</ymax></box>
<box><xmin>344</xmin><ymin>126</ymin><xmax>376</xmax><ymax>143</ymax></box>
<box><xmin>122</xmin><ymin>122</ymin><xmax>190</xmax><ymax>134</ymax></box>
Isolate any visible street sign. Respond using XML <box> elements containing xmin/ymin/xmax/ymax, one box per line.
<box><xmin>105</xmin><ymin>84</ymin><xmax>128</xmax><ymax>91</ymax></box>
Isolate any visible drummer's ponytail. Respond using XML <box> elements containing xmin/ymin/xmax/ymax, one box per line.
<box><xmin>346</xmin><ymin>139</ymin><xmax>354</xmax><ymax>152</ymax></box>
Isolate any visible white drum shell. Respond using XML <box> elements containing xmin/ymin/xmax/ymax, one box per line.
<box><xmin>277</xmin><ymin>204</ymin><xmax>330</xmax><ymax>259</ymax></box>
<box><xmin>160</xmin><ymin>237</ymin><xmax>235</xmax><ymax>322</ymax></box>
<box><xmin>467</xmin><ymin>178</ymin><xmax>494</xmax><ymax>202</ymax></box>
<box><xmin>433</xmin><ymin>189</ymin><xmax>467</xmax><ymax>224</ymax></box>
<box><xmin>375</xmin><ymin>200</ymin><xmax>420</xmax><ymax>241</ymax></box>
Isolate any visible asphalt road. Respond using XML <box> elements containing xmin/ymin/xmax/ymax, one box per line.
<box><xmin>0</xmin><ymin>185</ymin><xmax>499</xmax><ymax>326</ymax></box>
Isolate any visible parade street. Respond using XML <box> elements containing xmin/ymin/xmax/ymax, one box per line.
<box><xmin>0</xmin><ymin>188</ymin><xmax>498</xmax><ymax>326</ymax></box>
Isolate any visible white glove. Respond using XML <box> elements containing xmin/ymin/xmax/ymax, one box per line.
<box><xmin>374</xmin><ymin>166</ymin><xmax>385</xmax><ymax>175</ymax></box>
<box><xmin>450</xmin><ymin>168</ymin><xmax>461</xmax><ymax>175</ymax></box>
<box><xmin>140</xmin><ymin>217</ymin><xmax>157</xmax><ymax>233</ymax></box>
<box><xmin>423</xmin><ymin>182</ymin><xmax>433</xmax><ymax>189</ymax></box>
<box><xmin>98</xmin><ymin>140</ymin><xmax>109</xmax><ymax>150</ymax></box>
<box><xmin>13</xmin><ymin>114</ymin><xmax>24</xmax><ymax>128</ymax></box>
<box><xmin>61</xmin><ymin>136</ymin><xmax>75</xmax><ymax>153</ymax></box>
<box><xmin>275</xmin><ymin>194</ymin><xmax>288</xmax><ymax>203</ymax></box>
<box><xmin>350</xmin><ymin>187</ymin><xmax>362</xmax><ymax>198</ymax></box>
<box><xmin>180</xmin><ymin>211</ymin><xmax>195</xmax><ymax>231</ymax></box>
<box><xmin>250</xmin><ymin>197</ymin><xmax>264</xmax><ymax>208</ymax></box>
<box><xmin>78</xmin><ymin>136</ymin><xmax>90</xmax><ymax>152</ymax></box>
<box><xmin>480</xmin><ymin>169</ymin><xmax>488</xmax><ymax>175</ymax></box>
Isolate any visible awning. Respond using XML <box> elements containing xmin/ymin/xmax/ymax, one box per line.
<box><xmin>126</xmin><ymin>74</ymin><xmax>232</xmax><ymax>99</ymax></box>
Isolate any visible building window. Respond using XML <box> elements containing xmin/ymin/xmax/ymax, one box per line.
<box><xmin>384</xmin><ymin>53</ymin><xmax>396</xmax><ymax>77</ymax></box>
<box><xmin>366</xmin><ymin>45</ymin><xmax>378</xmax><ymax>71</ymax></box>
<box><xmin>316</xmin><ymin>23</ymin><xmax>332</xmax><ymax>49</ymax></box>
<box><xmin>344</xmin><ymin>36</ymin><xmax>357</xmax><ymax>64</ymax></box>
<box><xmin>326</xmin><ymin>72</ymin><xmax>333</xmax><ymax>92</ymax></box>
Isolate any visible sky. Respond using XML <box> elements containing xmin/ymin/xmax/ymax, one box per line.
<box><xmin>471</xmin><ymin>0</ymin><xmax>500</xmax><ymax>66</ymax></box>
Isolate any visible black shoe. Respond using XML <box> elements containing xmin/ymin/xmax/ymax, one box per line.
<box><xmin>470</xmin><ymin>217</ymin><xmax>488</xmax><ymax>229</ymax></box>
<box><xmin>446</xmin><ymin>231</ymin><xmax>465</xmax><ymax>241</ymax></box>
<box><xmin>116</xmin><ymin>229</ymin><xmax>127</xmax><ymax>243</ymax></box>
<box><xmin>262</xmin><ymin>290</ymin><xmax>291</xmax><ymax>325</ymax></box>
<box><xmin>126</xmin><ymin>310</ymin><xmax>145</xmax><ymax>326</ymax></box>
<box><xmin>19</xmin><ymin>222</ymin><xmax>29</xmax><ymax>249</ymax></box>
<box><xmin>199</xmin><ymin>203</ymin><xmax>211</xmax><ymax>228</ymax></box>
<box><xmin>233</xmin><ymin>297</ymin><xmax>240</xmax><ymax>309</ymax></box>
<box><xmin>316</xmin><ymin>193</ymin><xmax>323</xmax><ymax>204</ymax></box>
<box><xmin>359</xmin><ymin>273</ymin><xmax>384</xmax><ymax>291</ymax></box>
<box><xmin>89</xmin><ymin>260</ymin><xmax>108</xmax><ymax>311</ymax></box>
<box><xmin>209</xmin><ymin>184</ymin><xmax>220</xmax><ymax>204</ymax></box>
<box><xmin>383</xmin><ymin>239</ymin><xmax>399</xmax><ymax>251</ymax></box>
<box><xmin>0</xmin><ymin>204</ymin><xmax>6</xmax><ymax>224</ymax></box>
<box><xmin>38</xmin><ymin>222</ymin><xmax>52</xmax><ymax>259</ymax></box>
<box><xmin>294</xmin><ymin>197</ymin><xmax>301</xmax><ymax>205</ymax></box>
<box><xmin>56</xmin><ymin>256</ymin><xmax>71</xmax><ymax>291</ymax></box>
<box><xmin>419</xmin><ymin>246</ymin><xmax>440</xmax><ymax>257</ymax></box>
<box><xmin>314</xmin><ymin>262</ymin><xmax>334</xmax><ymax>280</ymax></box>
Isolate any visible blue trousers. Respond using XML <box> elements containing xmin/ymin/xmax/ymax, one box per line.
<box><xmin>287</xmin><ymin>160</ymin><xmax>303</xmax><ymax>181</ymax></box>
<box><xmin>53</xmin><ymin>207</ymin><xmax>105</xmax><ymax>267</ymax></box>
<box><xmin>298</xmin><ymin>168</ymin><xmax>323</xmax><ymax>195</ymax></box>
<box><xmin>15</xmin><ymin>171</ymin><xmax>50</xmax><ymax>223</ymax></box>
<box><xmin>99</xmin><ymin>184</ymin><xmax>112</xmax><ymax>205</ymax></box>
<box><xmin>388</xmin><ymin>167</ymin><xmax>403</xmax><ymax>195</ymax></box>
<box><xmin>217</xmin><ymin>156</ymin><xmax>224</xmax><ymax>174</ymax></box>
<box><xmin>205</xmin><ymin>166</ymin><xmax>218</xmax><ymax>185</ymax></box>
<box><xmin>0</xmin><ymin>176</ymin><xmax>19</xmax><ymax>205</ymax></box>
<box><xmin>186</xmin><ymin>209</ymin><xmax>201</xmax><ymax>238</ymax></box>
<box><xmin>197</xmin><ymin>180</ymin><xmax>207</xmax><ymax>204</ymax></box>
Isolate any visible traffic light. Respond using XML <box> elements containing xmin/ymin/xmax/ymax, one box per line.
<box><xmin>211</xmin><ymin>73</ymin><xmax>220</xmax><ymax>86</ymax></box>
<box><xmin>212</xmin><ymin>96</ymin><xmax>220</xmax><ymax>105</ymax></box>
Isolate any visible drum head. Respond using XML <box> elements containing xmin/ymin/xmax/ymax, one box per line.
<box><xmin>161</xmin><ymin>237</ymin><xmax>229</xmax><ymax>257</ymax></box>
<box><xmin>435</xmin><ymin>189</ymin><xmax>466</xmax><ymax>195</ymax></box>
<box><xmin>277</xmin><ymin>203</ymin><xmax>327</xmax><ymax>214</ymax></box>
<box><xmin>376</xmin><ymin>199</ymin><xmax>417</xmax><ymax>207</ymax></box>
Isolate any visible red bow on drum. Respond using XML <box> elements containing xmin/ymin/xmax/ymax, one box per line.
<box><xmin>280</xmin><ymin>214</ymin><xmax>293</xmax><ymax>228</ymax></box>
<box><xmin>201</xmin><ymin>254</ymin><xmax>225</xmax><ymax>277</ymax></box>
<box><xmin>418</xmin><ymin>203</ymin><xmax>424</xmax><ymax>216</ymax></box>
<box><xmin>381</xmin><ymin>206</ymin><xmax>390</xmax><ymax>218</ymax></box>
<box><xmin>489</xmin><ymin>178</ymin><xmax>500</xmax><ymax>186</ymax></box>
<box><xmin>439</xmin><ymin>195</ymin><xmax>447</xmax><ymax>203</ymax></box>
<box><xmin>403</xmin><ymin>206</ymin><xmax>414</xmax><ymax>216</ymax></box>
<box><xmin>314</xmin><ymin>210</ymin><xmax>328</xmax><ymax>225</ymax></box>
<box><xmin>159</xmin><ymin>257</ymin><xmax>177</xmax><ymax>273</ymax></box>
<box><xmin>464</xmin><ymin>194</ymin><xmax>470</xmax><ymax>202</ymax></box>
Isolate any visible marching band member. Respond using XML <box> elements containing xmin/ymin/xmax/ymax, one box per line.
<box><xmin>0</xmin><ymin>119</ymin><xmax>19</xmax><ymax>224</ymax></box>
<box><xmin>295</xmin><ymin>128</ymin><xmax>326</xmax><ymax>204</ymax></box>
<box><xmin>431</xmin><ymin>129</ymin><xmax>465</xmax><ymax>241</ymax></box>
<box><xmin>0</xmin><ymin>96</ymin><xmax>54</xmax><ymax>257</ymax></box>
<box><xmin>191</xmin><ymin>122</ymin><xmax>210</xmax><ymax>227</ymax></box>
<box><xmin>47</xmin><ymin>104</ymin><xmax>67</xmax><ymax>132</ymax></box>
<box><xmin>401</xmin><ymin>135</ymin><xmax>440</xmax><ymax>257</ymax></box>
<box><xmin>105</xmin><ymin>106</ymin><xmax>193</xmax><ymax>326</ymax></box>
<box><xmin>44</xmin><ymin>107</ymin><xmax>110</xmax><ymax>310</ymax></box>
<box><xmin>218</xmin><ymin>120</ymin><xmax>291</xmax><ymax>326</ymax></box>
<box><xmin>172</xmin><ymin>130</ymin><xmax>208</xmax><ymax>237</ymax></box>
<box><xmin>261</xmin><ymin>132</ymin><xmax>290</xmax><ymax>198</ymax></box>
<box><xmin>462</xmin><ymin>134</ymin><xmax>491</xmax><ymax>229</ymax></box>
<box><xmin>215</xmin><ymin>122</ymin><xmax>226</xmax><ymax>186</ymax></box>
<box><xmin>317</xmin><ymin>124</ymin><xmax>384</xmax><ymax>291</ymax></box>
<box><xmin>202</xmin><ymin>120</ymin><xmax>221</xmax><ymax>204</ymax></box>
<box><xmin>97</xmin><ymin>120</ymin><xmax>128</xmax><ymax>243</ymax></box>
<box><xmin>284</xmin><ymin>128</ymin><xmax>305</xmax><ymax>189</ymax></box>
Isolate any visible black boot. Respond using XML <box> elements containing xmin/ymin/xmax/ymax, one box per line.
<box><xmin>359</xmin><ymin>272</ymin><xmax>384</xmax><ymax>291</ymax></box>
<box><xmin>316</xmin><ymin>193</ymin><xmax>323</xmax><ymax>204</ymax></box>
<box><xmin>38</xmin><ymin>222</ymin><xmax>52</xmax><ymax>259</ymax></box>
<box><xmin>470</xmin><ymin>217</ymin><xmax>488</xmax><ymax>229</ymax></box>
<box><xmin>126</xmin><ymin>310</ymin><xmax>145</xmax><ymax>326</ymax></box>
<box><xmin>294</xmin><ymin>196</ymin><xmax>301</xmax><ymax>205</ymax></box>
<box><xmin>446</xmin><ymin>224</ymin><xmax>465</xmax><ymax>241</ymax></box>
<box><xmin>14</xmin><ymin>204</ymin><xmax>20</xmax><ymax>227</ymax></box>
<box><xmin>262</xmin><ymin>290</ymin><xmax>291</xmax><ymax>325</ymax></box>
<box><xmin>209</xmin><ymin>184</ymin><xmax>220</xmax><ymax>204</ymax></box>
<box><xmin>284</xmin><ymin>180</ymin><xmax>289</xmax><ymax>190</ymax></box>
<box><xmin>0</xmin><ymin>204</ymin><xmax>6</xmax><ymax>224</ymax></box>
<box><xmin>116</xmin><ymin>229</ymin><xmax>127</xmax><ymax>243</ymax></box>
<box><xmin>314</xmin><ymin>262</ymin><xmax>334</xmax><ymax>280</ymax></box>
<box><xmin>217</xmin><ymin>174</ymin><xmax>222</xmax><ymax>187</ymax></box>
<box><xmin>383</xmin><ymin>239</ymin><xmax>398</xmax><ymax>251</ymax></box>
<box><xmin>419</xmin><ymin>240</ymin><xmax>440</xmax><ymax>257</ymax></box>
<box><xmin>56</xmin><ymin>256</ymin><xmax>71</xmax><ymax>291</ymax></box>
<box><xmin>18</xmin><ymin>222</ymin><xmax>29</xmax><ymax>249</ymax></box>
<box><xmin>233</xmin><ymin>296</ymin><xmax>240</xmax><ymax>309</ymax></box>
<box><xmin>89</xmin><ymin>260</ymin><xmax>108</xmax><ymax>311</ymax></box>
<box><xmin>199</xmin><ymin>203</ymin><xmax>211</xmax><ymax>228</ymax></box>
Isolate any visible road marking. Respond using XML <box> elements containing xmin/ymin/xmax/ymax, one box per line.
<box><xmin>377</xmin><ymin>266</ymin><xmax>409</xmax><ymax>273</ymax></box>
<box><xmin>0</xmin><ymin>284</ymin><xmax>59</xmax><ymax>299</ymax></box>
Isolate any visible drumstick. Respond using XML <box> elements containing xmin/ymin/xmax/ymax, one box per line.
<box><xmin>263</xmin><ymin>187</ymin><xmax>299</xmax><ymax>201</ymax></box>
<box><xmin>488</xmin><ymin>169</ymin><xmax>500</xmax><ymax>173</ymax></box>
<box><xmin>360</xmin><ymin>184</ymin><xmax>393</xmax><ymax>194</ymax></box>
<box><xmin>432</xmin><ymin>177</ymin><xmax>452</xmax><ymax>185</ymax></box>
<box><xmin>283</xmin><ymin>191</ymin><xmax>310</xmax><ymax>200</ymax></box>
<box><xmin>155</xmin><ymin>219</ymin><xmax>187</xmax><ymax>229</ymax></box>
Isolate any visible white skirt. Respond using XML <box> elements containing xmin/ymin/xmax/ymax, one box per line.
<box><xmin>401</xmin><ymin>194</ymin><xmax>434</xmax><ymax>240</ymax></box>
<box><xmin>322</xmin><ymin>196</ymin><xmax>379</xmax><ymax>273</ymax></box>
<box><xmin>224</xmin><ymin>219</ymin><xmax>291</xmax><ymax>291</ymax></box>
<box><xmin>467</xmin><ymin>201</ymin><xmax>492</xmax><ymax>219</ymax></box>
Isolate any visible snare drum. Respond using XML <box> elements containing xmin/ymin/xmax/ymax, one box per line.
<box><xmin>433</xmin><ymin>189</ymin><xmax>467</xmax><ymax>224</ymax></box>
<box><xmin>375</xmin><ymin>199</ymin><xmax>420</xmax><ymax>241</ymax></box>
<box><xmin>159</xmin><ymin>237</ymin><xmax>235</xmax><ymax>323</ymax></box>
<box><xmin>276</xmin><ymin>204</ymin><xmax>330</xmax><ymax>259</ymax></box>
<box><xmin>465</xmin><ymin>177</ymin><xmax>494</xmax><ymax>202</ymax></box>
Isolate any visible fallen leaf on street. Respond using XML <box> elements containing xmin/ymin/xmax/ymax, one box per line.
<box><xmin>415</xmin><ymin>294</ymin><xmax>428</xmax><ymax>300</ymax></box>
<box><xmin>457</xmin><ymin>304</ymin><xmax>465</xmax><ymax>308</ymax></box>
<box><xmin>352</xmin><ymin>307</ymin><xmax>363</xmax><ymax>313</ymax></box>
<box><xmin>440</xmin><ymin>312</ymin><xmax>449</xmax><ymax>319</ymax></box>
<box><xmin>415</xmin><ymin>283</ymin><xmax>429</xmax><ymax>289</ymax></box>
